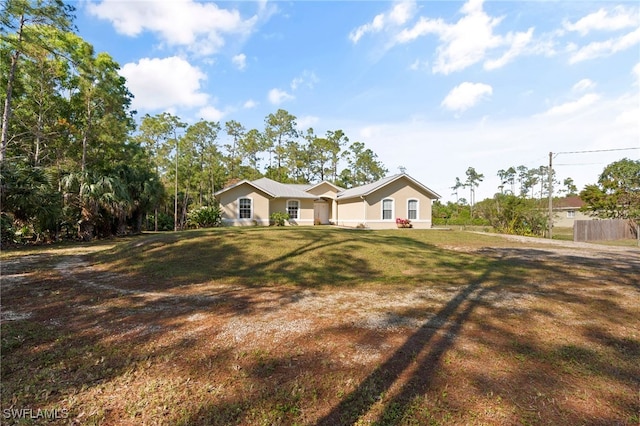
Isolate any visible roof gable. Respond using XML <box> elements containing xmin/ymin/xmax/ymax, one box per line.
<box><xmin>305</xmin><ymin>181</ymin><xmax>343</xmax><ymax>198</ymax></box>
<box><xmin>307</xmin><ymin>181</ymin><xmax>344</xmax><ymax>192</ymax></box>
<box><xmin>214</xmin><ymin>179</ymin><xmax>275</xmax><ymax>198</ymax></box>
<box><xmin>337</xmin><ymin>174</ymin><xmax>440</xmax><ymax>200</ymax></box>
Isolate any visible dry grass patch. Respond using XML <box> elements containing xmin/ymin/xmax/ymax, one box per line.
<box><xmin>1</xmin><ymin>228</ymin><xmax>638</xmax><ymax>425</ymax></box>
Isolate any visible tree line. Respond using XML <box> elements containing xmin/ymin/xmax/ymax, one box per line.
<box><xmin>435</xmin><ymin>159</ymin><xmax>639</xmax><ymax>237</ymax></box>
<box><xmin>134</xmin><ymin>110</ymin><xmax>387</xmax><ymax>231</ymax></box>
<box><xmin>1</xmin><ymin>0</ymin><xmax>387</xmax><ymax>243</ymax></box>
<box><xmin>451</xmin><ymin>165</ymin><xmax>578</xmax><ymax>206</ymax></box>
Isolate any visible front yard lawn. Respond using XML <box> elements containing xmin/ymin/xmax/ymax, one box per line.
<box><xmin>2</xmin><ymin>228</ymin><xmax>638</xmax><ymax>425</ymax></box>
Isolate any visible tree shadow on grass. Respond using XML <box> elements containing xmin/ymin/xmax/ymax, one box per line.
<box><xmin>315</xmin><ymin>262</ymin><xmax>499</xmax><ymax>425</ymax></box>
<box><xmin>314</xmin><ymin>242</ymin><xmax>640</xmax><ymax>425</ymax></box>
<box><xmin>94</xmin><ymin>227</ymin><xmax>383</xmax><ymax>291</ymax></box>
<box><xmin>4</xmin><ymin>229</ymin><xmax>639</xmax><ymax>425</ymax></box>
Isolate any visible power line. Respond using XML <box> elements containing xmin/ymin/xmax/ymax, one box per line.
<box><xmin>554</xmin><ymin>147</ymin><xmax>640</xmax><ymax>157</ymax></box>
<box><xmin>546</xmin><ymin>146</ymin><xmax>639</xmax><ymax>240</ymax></box>
<box><xmin>555</xmin><ymin>162</ymin><xmax>606</xmax><ymax>166</ymax></box>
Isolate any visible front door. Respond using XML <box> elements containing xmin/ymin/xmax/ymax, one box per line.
<box><xmin>314</xmin><ymin>201</ymin><xmax>330</xmax><ymax>225</ymax></box>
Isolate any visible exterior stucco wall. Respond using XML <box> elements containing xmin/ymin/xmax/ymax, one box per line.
<box><xmin>553</xmin><ymin>209</ymin><xmax>592</xmax><ymax>228</ymax></box>
<box><xmin>335</xmin><ymin>178</ymin><xmax>435</xmax><ymax>229</ymax></box>
<box><xmin>364</xmin><ymin>179</ymin><xmax>434</xmax><ymax>229</ymax></box>
<box><xmin>217</xmin><ymin>176</ymin><xmax>437</xmax><ymax>229</ymax></box>
<box><xmin>270</xmin><ymin>199</ymin><xmax>315</xmax><ymax>226</ymax></box>
<box><xmin>306</xmin><ymin>182</ymin><xmax>339</xmax><ymax>199</ymax></box>
<box><xmin>216</xmin><ymin>184</ymin><xmax>271</xmax><ymax>226</ymax></box>
<box><xmin>335</xmin><ymin>198</ymin><xmax>365</xmax><ymax>227</ymax></box>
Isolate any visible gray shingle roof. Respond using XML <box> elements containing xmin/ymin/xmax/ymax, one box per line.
<box><xmin>252</xmin><ymin>178</ymin><xmax>317</xmax><ymax>199</ymax></box>
<box><xmin>336</xmin><ymin>174</ymin><xmax>399</xmax><ymax>199</ymax></box>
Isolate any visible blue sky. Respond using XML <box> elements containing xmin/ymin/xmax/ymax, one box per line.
<box><xmin>75</xmin><ymin>0</ymin><xmax>640</xmax><ymax>201</ymax></box>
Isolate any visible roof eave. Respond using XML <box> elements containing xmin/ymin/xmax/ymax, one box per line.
<box><xmin>337</xmin><ymin>174</ymin><xmax>441</xmax><ymax>200</ymax></box>
<box><xmin>307</xmin><ymin>180</ymin><xmax>344</xmax><ymax>192</ymax></box>
<box><xmin>214</xmin><ymin>180</ymin><xmax>276</xmax><ymax>198</ymax></box>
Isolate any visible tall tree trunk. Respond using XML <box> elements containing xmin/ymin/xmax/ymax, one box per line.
<box><xmin>180</xmin><ymin>190</ymin><xmax>190</xmax><ymax>230</ymax></box>
<box><xmin>34</xmin><ymin>109</ymin><xmax>43</xmax><ymax>165</ymax></box>
<box><xmin>79</xmin><ymin>204</ymin><xmax>95</xmax><ymax>241</ymax></box>
<box><xmin>133</xmin><ymin>209</ymin><xmax>143</xmax><ymax>234</ymax></box>
<box><xmin>1</xmin><ymin>13</ymin><xmax>25</xmax><ymax>163</ymax></box>
<box><xmin>81</xmin><ymin>97</ymin><xmax>92</xmax><ymax>173</ymax></box>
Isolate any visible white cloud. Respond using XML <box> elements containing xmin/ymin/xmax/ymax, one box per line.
<box><xmin>87</xmin><ymin>0</ymin><xmax>258</xmax><ymax>56</ymax></box>
<box><xmin>563</xmin><ymin>6</ymin><xmax>640</xmax><ymax>36</ymax></box>
<box><xmin>243</xmin><ymin>99</ymin><xmax>258</xmax><ymax>109</ymax></box>
<box><xmin>568</xmin><ymin>27</ymin><xmax>640</xmax><ymax>63</ymax></box>
<box><xmin>335</xmin><ymin>91</ymin><xmax>638</xmax><ymax>203</ymax></box>
<box><xmin>616</xmin><ymin>65</ymin><xmax>640</xmax><ymax>124</ymax></box>
<box><xmin>198</xmin><ymin>106</ymin><xmax>225</xmax><ymax>121</ymax></box>
<box><xmin>441</xmin><ymin>82</ymin><xmax>493</xmax><ymax>113</ymax></box>
<box><xmin>394</xmin><ymin>0</ymin><xmax>533</xmax><ymax>74</ymax></box>
<box><xmin>572</xmin><ymin>79</ymin><xmax>596</xmax><ymax>92</ymax></box>
<box><xmin>633</xmin><ymin>63</ymin><xmax>640</xmax><ymax>86</ymax></box>
<box><xmin>389</xmin><ymin>0</ymin><xmax>417</xmax><ymax>25</ymax></box>
<box><xmin>541</xmin><ymin>93</ymin><xmax>601</xmax><ymax>116</ymax></box>
<box><xmin>268</xmin><ymin>88</ymin><xmax>295</xmax><ymax>105</ymax></box>
<box><xmin>615</xmin><ymin>104</ymin><xmax>639</xmax><ymax>126</ymax></box>
<box><xmin>232</xmin><ymin>53</ymin><xmax>247</xmax><ymax>71</ymax></box>
<box><xmin>120</xmin><ymin>56</ymin><xmax>208</xmax><ymax>111</ymax></box>
<box><xmin>349</xmin><ymin>0</ymin><xmax>417</xmax><ymax>43</ymax></box>
<box><xmin>409</xmin><ymin>58</ymin><xmax>429</xmax><ymax>71</ymax></box>
<box><xmin>291</xmin><ymin>70</ymin><xmax>319</xmax><ymax>91</ymax></box>
<box><xmin>484</xmin><ymin>28</ymin><xmax>534</xmax><ymax>70</ymax></box>
<box><xmin>297</xmin><ymin>115</ymin><xmax>320</xmax><ymax>130</ymax></box>
<box><xmin>265</xmin><ymin>70</ymin><xmax>317</xmax><ymax>109</ymax></box>
<box><xmin>359</xmin><ymin>125</ymin><xmax>384</xmax><ymax>140</ymax></box>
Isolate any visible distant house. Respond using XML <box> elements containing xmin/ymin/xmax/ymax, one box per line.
<box><xmin>214</xmin><ymin>173</ymin><xmax>441</xmax><ymax>229</ymax></box>
<box><xmin>552</xmin><ymin>196</ymin><xmax>591</xmax><ymax>227</ymax></box>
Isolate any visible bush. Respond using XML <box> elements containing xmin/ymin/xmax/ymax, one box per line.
<box><xmin>270</xmin><ymin>212</ymin><xmax>290</xmax><ymax>226</ymax></box>
<box><xmin>1</xmin><ymin>213</ymin><xmax>16</xmax><ymax>246</ymax></box>
<box><xmin>187</xmin><ymin>205</ymin><xmax>222</xmax><ymax>228</ymax></box>
<box><xmin>476</xmin><ymin>194</ymin><xmax>547</xmax><ymax>236</ymax></box>
<box><xmin>396</xmin><ymin>218</ymin><xmax>412</xmax><ymax>228</ymax></box>
<box><xmin>146</xmin><ymin>212</ymin><xmax>174</xmax><ymax>231</ymax></box>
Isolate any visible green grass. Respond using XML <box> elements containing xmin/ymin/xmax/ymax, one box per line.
<box><xmin>90</xmin><ymin>227</ymin><xmax>522</xmax><ymax>290</ymax></box>
<box><xmin>552</xmin><ymin>227</ymin><xmax>574</xmax><ymax>241</ymax></box>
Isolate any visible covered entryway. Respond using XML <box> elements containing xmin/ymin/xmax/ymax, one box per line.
<box><xmin>314</xmin><ymin>200</ymin><xmax>330</xmax><ymax>225</ymax></box>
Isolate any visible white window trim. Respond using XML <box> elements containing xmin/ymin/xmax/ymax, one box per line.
<box><xmin>287</xmin><ymin>199</ymin><xmax>300</xmax><ymax>220</ymax></box>
<box><xmin>381</xmin><ymin>198</ymin><xmax>394</xmax><ymax>220</ymax></box>
<box><xmin>238</xmin><ymin>197</ymin><xmax>253</xmax><ymax>219</ymax></box>
<box><xmin>407</xmin><ymin>198</ymin><xmax>419</xmax><ymax>220</ymax></box>
<box><xmin>567</xmin><ymin>210</ymin><xmax>575</xmax><ymax>218</ymax></box>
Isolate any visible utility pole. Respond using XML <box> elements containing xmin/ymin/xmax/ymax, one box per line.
<box><xmin>548</xmin><ymin>152</ymin><xmax>553</xmax><ymax>239</ymax></box>
<box><xmin>174</xmin><ymin>129</ymin><xmax>179</xmax><ymax>232</ymax></box>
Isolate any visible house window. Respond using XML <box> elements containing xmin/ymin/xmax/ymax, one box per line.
<box><xmin>382</xmin><ymin>199</ymin><xmax>393</xmax><ymax>220</ymax></box>
<box><xmin>567</xmin><ymin>210</ymin><xmax>575</xmax><ymax>218</ymax></box>
<box><xmin>287</xmin><ymin>200</ymin><xmax>299</xmax><ymax>219</ymax></box>
<box><xmin>239</xmin><ymin>198</ymin><xmax>252</xmax><ymax>219</ymax></box>
<box><xmin>408</xmin><ymin>199</ymin><xmax>418</xmax><ymax>220</ymax></box>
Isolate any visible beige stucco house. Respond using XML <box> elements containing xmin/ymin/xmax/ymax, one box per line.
<box><xmin>552</xmin><ymin>196</ymin><xmax>591</xmax><ymax>227</ymax></box>
<box><xmin>214</xmin><ymin>173</ymin><xmax>441</xmax><ymax>229</ymax></box>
